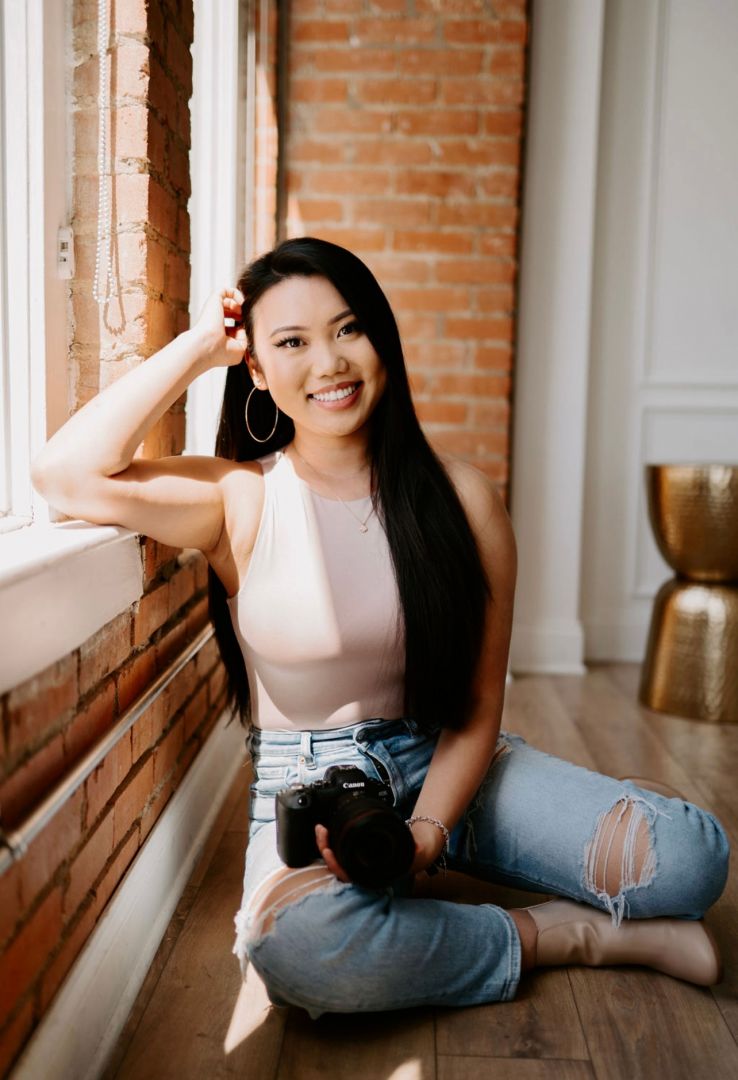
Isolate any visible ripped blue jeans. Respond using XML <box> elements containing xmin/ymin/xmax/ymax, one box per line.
<box><xmin>232</xmin><ymin>718</ymin><xmax>730</xmax><ymax>1017</ymax></box>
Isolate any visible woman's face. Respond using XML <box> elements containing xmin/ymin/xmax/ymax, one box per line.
<box><xmin>248</xmin><ymin>275</ymin><xmax>387</xmax><ymax>442</ymax></box>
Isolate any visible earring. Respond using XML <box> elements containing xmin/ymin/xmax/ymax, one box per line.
<box><xmin>245</xmin><ymin>384</ymin><xmax>279</xmax><ymax>443</ymax></box>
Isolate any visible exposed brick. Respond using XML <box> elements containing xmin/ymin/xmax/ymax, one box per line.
<box><xmin>64</xmin><ymin>810</ymin><xmax>114</xmax><ymax>918</ymax></box>
<box><xmin>395</xmin><ymin>171</ymin><xmax>476</xmax><ymax>199</ymax></box>
<box><xmin>79</xmin><ymin>613</ymin><xmax>132</xmax><ymax>698</ymax></box>
<box><xmin>444</xmin><ymin>316</ymin><xmax>514</xmax><ymax>342</ymax></box>
<box><xmin>186</xmin><ymin>596</ymin><xmax>210</xmax><ymax>640</ymax></box>
<box><xmin>0</xmin><ymin>861</ymin><xmax>21</xmax><ymax>950</ymax></box>
<box><xmin>6</xmin><ymin>653</ymin><xmax>78</xmax><ymax>759</ymax></box>
<box><xmin>311</xmin><ymin>226</ymin><xmax>386</xmax><ymax>253</ymax></box>
<box><xmin>436</xmin><ymin>258</ymin><xmax>516</xmax><ymax>285</ymax></box>
<box><xmin>392</xmin><ymin>286</ymin><xmax>470</xmax><ymax>311</ymax></box>
<box><xmin>306</xmin><ymin>46</ymin><xmax>395</xmax><ymax>74</ymax></box>
<box><xmin>112</xmin><ymin>757</ymin><xmax>154</xmax><ymax>848</ymax></box>
<box><xmin>291</xmin><ymin>77</ymin><xmax>348</xmax><ymax>104</ymax></box>
<box><xmin>0</xmin><ymin>996</ymin><xmax>34</xmax><ymax>1079</ymax></box>
<box><xmin>308</xmin><ymin>106</ymin><xmax>393</xmax><ymax>136</ymax></box>
<box><xmin>415</xmin><ymin>400</ymin><xmax>469</xmax><ymax>424</ymax></box>
<box><xmin>131</xmin><ymin>695</ymin><xmax>167</xmax><ymax>764</ymax></box>
<box><xmin>475</xmin><ymin>345</ymin><xmax>514</xmax><ymax>372</ymax></box>
<box><xmin>18</xmin><ymin>788</ymin><xmax>84</xmax><ymax>911</ymax></box>
<box><xmin>139</xmin><ymin>779</ymin><xmax>174</xmax><ymax>843</ymax></box>
<box><xmin>153</xmin><ymin>717</ymin><xmax>184</xmax><ymax>786</ymax></box>
<box><xmin>441</xmin><ymin>76</ymin><xmax>524</xmax><ymax>107</ymax></box>
<box><xmin>183</xmin><ymin>684</ymin><xmax>208</xmax><ymax>742</ymax></box>
<box><xmin>437</xmin><ymin>203</ymin><xmax>518</xmax><ymax>228</ymax></box>
<box><xmin>292</xmin><ymin>20</ymin><xmax>350</xmax><ymax>43</ymax></box>
<box><xmin>395</xmin><ymin>109</ymin><xmax>478</xmax><ymax>137</ymax></box>
<box><xmin>352</xmin><ymin>17</ymin><xmax>436</xmax><ymax>45</ymax></box>
<box><xmin>354</xmin><ymin>77</ymin><xmax>437</xmax><ymax>105</ymax></box>
<box><xmin>0</xmin><ymin>888</ymin><xmax>63</xmax><ymax>1021</ymax></box>
<box><xmin>39</xmin><ymin>900</ymin><xmax>98</xmax><ymax>1014</ymax></box>
<box><xmin>443</xmin><ymin>18</ymin><xmax>528</xmax><ymax>45</ymax></box>
<box><xmin>401</xmin><ymin>48</ymin><xmax>485</xmax><ymax>76</ymax></box>
<box><xmin>394</xmin><ymin>228</ymin><xmax>474</xmax><ymax>253</ymax></box>
<box><xmin>63</xmin><ymin>680</ymin><xmax>117</xmax><ymax>764</ymax></box>
<box><xmin>116</xmin><ymin>647</ymin><xmax>157</xmax><ymax>715</ymax></box>
<box><xmin>0</xmin><ymin>735</ymin><xmax>66</xmax><ymax>828</ymax></box>
<box><xmin>133</xmin><ymin>582</ymin><xmax>170</xmax><ymax>646</ymax></box>
<box><xmin>85</xmin><ymin>732</ymin><xmax>133</xmax><ymax>826</ymax></box>
<box><xmin>431</xmin><ymin>373</ymin><xmax>512</xmax><ymax>398</ymax></box>
<box><xmin>352</xmin><ymin>198</ymin><xmax>431</xmax><ymax>227</ymax></box>
<box><xmin>301</xmin><ymin>168</ymin><xmax>392</xmax><ymax>196</ymax></box>
<box><xmin>94</xmin><ymin>828</ymin><xmax>140</xmax><ymax>913</ymax></box>
<box><xmin>430</xmin><ymin>428</ymin><xmax>509</xmax><ymax>457</ymax></box>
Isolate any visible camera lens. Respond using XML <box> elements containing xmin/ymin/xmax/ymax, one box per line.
<box><xmin>329</xmin><ymin>798</ymin><xmax>415</xmax><ymax>888</ymax></box>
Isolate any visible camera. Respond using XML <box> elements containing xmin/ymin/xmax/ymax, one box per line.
<box><xmin>275</xmin><ymin>765</ymin><xmax>415</xmax><ymax>888</ymax></box>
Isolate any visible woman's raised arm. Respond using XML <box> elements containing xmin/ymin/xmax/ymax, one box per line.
<box><xmin>30</xmin><ymin>288</ymin><xmax>248</xmax><ymax>555</ymax></box>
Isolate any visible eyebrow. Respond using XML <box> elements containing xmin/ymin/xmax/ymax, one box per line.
<box><xmin>269</xmin><ymin>308</ymin><xmax>353</xmax><ymax>336</ymax></box>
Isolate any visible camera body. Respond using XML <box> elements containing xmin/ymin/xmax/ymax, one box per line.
<box><xmin>275</xmin><ymin>764</ymin><xmax>415</xmax><ymax>888</ymax></box>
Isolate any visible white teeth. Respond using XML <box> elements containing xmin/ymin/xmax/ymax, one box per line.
<box><xmin>311</xmin><ymin>384</ymin><xmax>358</xmax><ymax>403</ymax></box>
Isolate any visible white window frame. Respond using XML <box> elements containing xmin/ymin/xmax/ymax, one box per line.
<box><xmin>1</xmin><ymin>0</ymin><xmax>69</xmax><ymax>533</ymax></box>
<box><xmin>186</xmin><ymin>0</ymin><xmax>256</xmax><ymax>457</ymax></box>
<box><xmin>0</xmin><ymin>0</ymin><xmax>143</xmax><ymax>696</ymax></box>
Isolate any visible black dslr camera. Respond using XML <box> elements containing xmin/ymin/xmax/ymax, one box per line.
<box><xmin>275</xmin><ymin>765</ymin><xmax>415</xmax><ymax>888</ymax></box>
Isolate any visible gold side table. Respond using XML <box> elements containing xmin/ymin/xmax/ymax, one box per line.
<box><xmin>639</xmin><ymin>464</ymin><xmax>738</xmax><ymax>724</ymax></box>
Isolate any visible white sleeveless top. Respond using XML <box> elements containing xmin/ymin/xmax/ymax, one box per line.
<box><xmin>226</xmin><ymin>449</ymin><xmax>406</xmax><ymax>730</ymax></box>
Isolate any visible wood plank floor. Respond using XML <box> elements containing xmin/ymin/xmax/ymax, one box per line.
<box><xmin>103</xmin><ymin>664</ymin><xmax>738</xmax><ymax>1080</ymax></box>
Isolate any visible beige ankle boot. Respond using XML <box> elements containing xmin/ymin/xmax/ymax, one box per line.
<box><xmin>523</xmin><ymin>898</ymin><xmax>723</xmax><ymax>986</ymax></box>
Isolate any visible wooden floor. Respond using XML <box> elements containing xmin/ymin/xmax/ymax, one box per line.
<box><xmin>103</xmin><ymin>664</ymin><xmax>738</xmax><ymax>1080</ymax></box>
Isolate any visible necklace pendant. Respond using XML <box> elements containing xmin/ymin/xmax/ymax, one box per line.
<box><xmin>359</xmin><ymin>523</ymin><xmax>368</xmax><ymax>533</ymax></box>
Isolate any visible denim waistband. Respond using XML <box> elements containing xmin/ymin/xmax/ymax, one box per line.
<box><xmin>245</xmin><ymin>716</ymin><xmax>417</xmax><ymax>754</ymax></box>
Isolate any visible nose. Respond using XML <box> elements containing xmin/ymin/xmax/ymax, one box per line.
<box><xmin>311</xmin><ymin>343</ymin><xmax>349</xmax><ymax>380</ymax></box>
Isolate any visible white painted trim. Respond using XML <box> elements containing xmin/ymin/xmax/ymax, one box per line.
<box><xmin>510</xmin><ymin>622</ymin><xmax>588</xmax><ymax>677</ymax></box>
<box><xmin>0</xmin><ymin>523</ymin><xmax>143</xmax><ymax>695</ymax></box>
<box><xmin>510</xmin><ymin>0</ymin><xmax>606</xmax><ymax>674</ymax></box>
<box><xmin>186</xmin><ymin>0</ymin><xmax>243</xmax><ymax>458</ymax></box>
<box><xmin>11</xmin><ymin>711</ymin><xmax>248</xmax><ymax>1080</ymax></box>
<box><xmin>0</xmin><ymin>0</ymin><xmax>70</xmax><ymax>530</ymax></box>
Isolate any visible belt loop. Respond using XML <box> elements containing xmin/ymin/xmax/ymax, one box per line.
<box><xmin>299</xmin><ymin>730</ymin><xmax>315</xmax><ymax>768</ymax></box>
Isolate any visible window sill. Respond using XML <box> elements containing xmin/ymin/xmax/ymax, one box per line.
<box><xmin>0</xmin><ymin>521</ymin><xmax>144</xmax><ymax>696</ymax></box>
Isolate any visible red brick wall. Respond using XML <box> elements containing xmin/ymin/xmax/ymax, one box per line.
<box><xmin>0</xmin><ymin>2</ymin><xmax>227</xmax><ymax>1072</ymax></box>
<box><xmin>284</xmin><ymin>0</ymin><xmax>529</xmax><ymax>498</ymax></box>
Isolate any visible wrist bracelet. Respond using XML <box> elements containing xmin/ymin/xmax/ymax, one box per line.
<box><xmin>405</xmin><ymin>815</ymin><xmax>450</xmax><ymax>855</ymax></box>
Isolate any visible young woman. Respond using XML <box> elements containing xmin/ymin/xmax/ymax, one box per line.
<box><xmin>33</xmin><ymin>238</ymin><xmax>729</xmax><ymax>1018</ymax></box>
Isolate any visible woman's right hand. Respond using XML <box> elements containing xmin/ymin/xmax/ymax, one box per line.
<box><xmin>190</xmin><ymin>287</ymin><xmax>248</xmax><ymax>368</ymax></box>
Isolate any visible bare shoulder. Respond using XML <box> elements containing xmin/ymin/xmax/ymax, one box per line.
<box><xmin>439</xmin><ymin>453</ymin><xmax>517</xmax><ymax>582</ymax></box>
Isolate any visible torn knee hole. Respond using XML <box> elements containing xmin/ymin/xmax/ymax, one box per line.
<box><xmin>585</xmin><ymin>796</ymin><xmax>656</xmax><ymax>899</ymax></box>
<box><xmin>247</xmin><ymin>865</ymin><xmax>335</xmax><ymax>937</ymax></box>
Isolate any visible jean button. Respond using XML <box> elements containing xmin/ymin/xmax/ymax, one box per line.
<box><xmin>299</xmin><ymin>755</ymin><xmax>306</xmax><ymax>764</ymax></box>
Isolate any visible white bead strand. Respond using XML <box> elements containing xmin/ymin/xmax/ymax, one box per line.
<box><xmin>92</xmin><ymin>0</ymin><xmax>117</xmax><ymax>303</ymax></box>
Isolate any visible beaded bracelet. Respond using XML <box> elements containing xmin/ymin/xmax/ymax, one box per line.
<box><xmin>406</xmin><ymin>815</ymin><xmax>450</xmax><ymax>875</ymax></box>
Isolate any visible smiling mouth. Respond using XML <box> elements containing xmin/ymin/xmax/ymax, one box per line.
<box><xmin>308</xmin><ymin>382</ymin><xmax>361</xmax><ymax>403</ymax></box>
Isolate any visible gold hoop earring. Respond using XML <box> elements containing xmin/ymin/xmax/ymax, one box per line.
<box><xmin>245</xmin><ymin>385</ymin><xmax>279</xmax><ymax>444</ymax></box>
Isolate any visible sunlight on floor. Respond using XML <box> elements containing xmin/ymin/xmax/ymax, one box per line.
<box><xmin>224</xmin><ymin>967</ymin><xmax>278</xmax><ymax>1054</ymax></box>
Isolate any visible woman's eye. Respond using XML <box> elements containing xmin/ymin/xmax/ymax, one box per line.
<box><xmin>275</xmin><ymin>336</ymin><xmax>303</xmax><ymax>349</ymax></box>
<box><xmin>338</xmin><ymin>321</ymin><xmax>360</xmax><ymax>337</ymax></box>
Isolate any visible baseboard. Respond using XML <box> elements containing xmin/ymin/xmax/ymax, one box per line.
<box><xmin>510</xmin><ymin>619</ymin><xmax>588</xmax><ymax>675</ymax></box>
<box><xmin>12</xmin><ymin>712</ymin><xmax>247</xmax><ymax>1080</ymax></box>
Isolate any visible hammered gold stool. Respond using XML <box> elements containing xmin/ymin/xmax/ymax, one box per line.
<box><xmin>639</xmin><ymin>464</ymin><xmax>738</xmax><ymax>723</ymax></box>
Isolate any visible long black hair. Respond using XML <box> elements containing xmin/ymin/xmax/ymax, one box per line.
<box><xmin>209</xmin><ymin>237</ymin><xmax>490</xmax><ymax>734</ymax></box>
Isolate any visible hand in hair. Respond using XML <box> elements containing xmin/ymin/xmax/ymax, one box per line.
<box><xmin>191</xmin><ymin>287</ymin><xmax>248</xmax><ymax>368</ymax></box>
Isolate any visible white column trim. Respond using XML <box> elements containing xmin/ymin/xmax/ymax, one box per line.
<box><xmin>509</xmin><ymin>0</ymin><xmax>606</xmax><ymax>675</ymax></box>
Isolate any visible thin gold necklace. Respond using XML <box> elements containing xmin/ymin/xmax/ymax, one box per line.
<box><xmin>290</xmin><ymin>445</ymin><xmax>375</xmax><ymax>533</ymax></box>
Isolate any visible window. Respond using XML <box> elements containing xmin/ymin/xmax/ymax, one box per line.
<box><xmin>0</xmin><ymin>0</ymin><xmax>71</xmax><ymax>534</ymax></box>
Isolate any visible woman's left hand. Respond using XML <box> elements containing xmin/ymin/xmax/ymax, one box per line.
<box><xmin>315</xmin><ymin>823</ymin><xmax>352</xmax><ymax>883</ymax></box>
<box><xmin>408</xmin><ymin>819</ymin><xmax>447</xmax><ymax>876</ymax></box>
<box><xmin>316</xmin><ymin>820</ymin><xmax>444</xmax><ymax>883</ymax></box>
